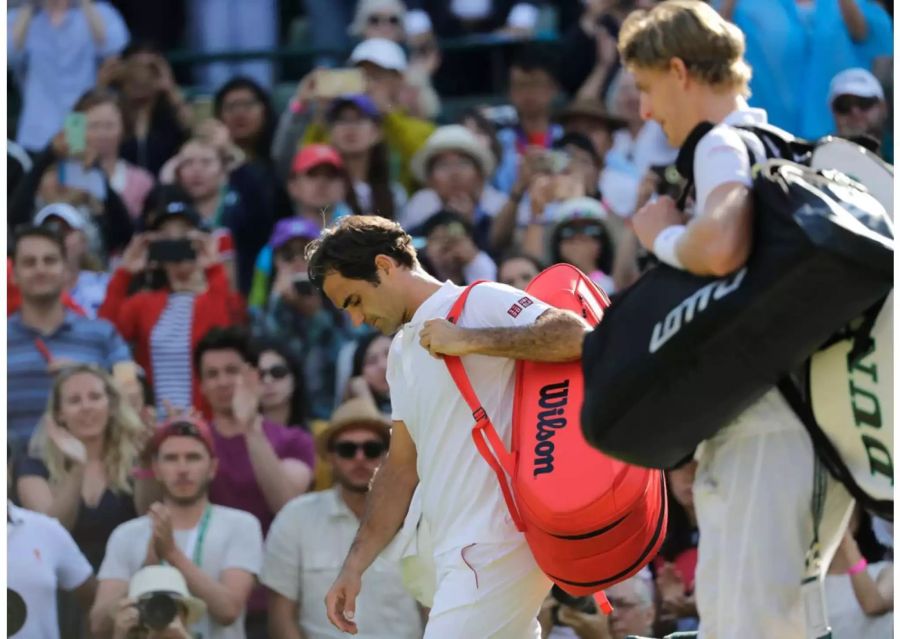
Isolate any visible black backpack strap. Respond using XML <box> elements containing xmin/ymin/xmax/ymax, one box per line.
<box><xmin>847</xmin><ymin>296</ymin><xmax>888</xmax><ymax>368</ymax></box>
<box><xmin>778</xmin><ymin>376</ymin><xmax>893</xmax><ymax>520</ymax></box>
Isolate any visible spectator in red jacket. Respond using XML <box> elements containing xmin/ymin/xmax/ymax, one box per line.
<box><xmin>98</xmin><ymin>196</ymin><xmax>245</xmax><ymax>417</ymax></box>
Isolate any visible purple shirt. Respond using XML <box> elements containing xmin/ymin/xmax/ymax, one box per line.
<box><xmin>208</xmin><ymin>419</ymin><xmax>315</xmax><ymax>534</ymax></box>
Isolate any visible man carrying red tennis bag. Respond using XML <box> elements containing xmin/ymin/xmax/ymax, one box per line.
<box><xmin>443</xmin><ymin>264</ymin><xmax>668</xmax><ymax>607</ymax></box>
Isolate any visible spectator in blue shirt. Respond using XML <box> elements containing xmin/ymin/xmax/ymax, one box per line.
<box><xmin>718</xmin><ymin>0</ymin><xmax>892</xmax><ymax>140</ymax></box>
<box><xmin>8</xmin><ymin>0</ymin><xmax>129</xmax><ymax>152</ymax></box>
<box><xmin>7</xmin><ymin>226</ymin><xmax>134</xmax><ymax>457</ymax></box>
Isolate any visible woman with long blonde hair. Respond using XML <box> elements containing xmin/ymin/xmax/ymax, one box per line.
<box><xmin>15</xmin><ymin>364</ymin><xmax>147</xmax><ymax>570</ymax></box>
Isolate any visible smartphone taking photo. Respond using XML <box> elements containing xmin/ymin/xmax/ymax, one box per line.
<box><xmin>148</xmin><ymin>239</ymin><xmax>196</xmax><ymax>263</ymax></box>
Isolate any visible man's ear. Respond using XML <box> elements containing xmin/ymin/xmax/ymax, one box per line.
<box><xmin>373</xmin><ymin>254</ymin><xmax>396</xmax><ymax>278</ymax></box>
<box><xmin>670</xmin><ymin>57</ymin><xmax>689</xmax><ymax>87</ymax></box>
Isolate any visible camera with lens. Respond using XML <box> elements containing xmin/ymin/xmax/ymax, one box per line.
<box><xmin>136</xmin><ymin>592</ymin><xmax>179</xmax><ymax>631</ymax></box>
<box><xmin>550</xmin><ymin>585</ymin><xmax>598</xmax><ymax>627</ymax></box>
<box><xmin>292</xmin><ymin>272</ymin><xmax>315</xmax><ymax>297</ymax></box>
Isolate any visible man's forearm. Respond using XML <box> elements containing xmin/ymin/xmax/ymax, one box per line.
<box><xmin>167</xmin><ymin>550</ymin><xmax>243</xmax><ymax>624</ymax></box>
<box><xmin>464</xmin><ymin>309</ymin><xmax>590</xmax><ymax>362</ymax></box>
<box><xmin>12</xmin><ymin>5</ymin><xmax>34</xmax><ymax>51</ymax></box>
<box><xmin>490</xmin><ymin>195</ymin><xmax>522</xmax><ymax>253</ymax></box>
<box><xmin>80</xmin><ymin>0</ymin><xmax>107</xmax><ymax>46</ymax></box>
<box><xmin>246</xmin><ymin>424</ymin><xmax>301</xmax><ymax>513</ymax></box>
<box><xmin>342</xmin><ymin>459</ymin><xmax>418</xmax><ymax>575</ymax></box>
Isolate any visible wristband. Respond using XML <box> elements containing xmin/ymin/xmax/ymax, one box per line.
<box><xmin>653</xmin><ymin>224</ymin><xmax>687</xmax><ymax>269</ymax></box>
<box><xmin>847</xmin><ymin>557</ymin><xmax>868</xmax><ymax>576</ymax></box>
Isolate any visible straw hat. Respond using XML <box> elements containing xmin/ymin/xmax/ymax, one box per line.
<box><xmin>317</xmin><ymin>397</ymin><xmax>392</xmax><ymax>457</ymax></box>
<box><xmin>127</xmin><ymin>566</ymin><xmax>206</xmax><ymax>626</ymax></box>
<box><xmin>411</xmin><ymin>125</ymin><xmax>497</xmax><ymax>183</ymax></box>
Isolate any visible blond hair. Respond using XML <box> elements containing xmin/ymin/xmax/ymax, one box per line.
<box><xmin>618</xmin><ymin>0</ymin><xmax>752</xmax><ymax>94</ymax></box>
<box><xmin>29</xmin><ymin>365</ymin><xmax>145</xmax><ymax>494</ymax></box>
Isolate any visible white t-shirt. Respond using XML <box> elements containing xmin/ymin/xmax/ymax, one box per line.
<box><xmin>387</xmin><ymin>280</ymin><xmax>550</xmax><ymax>555</ymax></box>
<box><xmin>825</xmin><ymin>562</ymin><xmax>894</xmax><ymax>638</ymax></box>
<box><xmin>261</xmin><ymin>488</ymin><xmax>423</xmax><ymax>639</ymax></box>
<box><xmin>692</xmin><ymin>105</ymin><xmax>767</xmax><ymax>217</ymax></box>
<box><xmin>98</xmin><ymin>505</ymin><xmax>263</xmax><ymax>639</ymax></box>
<box><xmin>8</xmin><ymin>503</ymin><xmax>93</xmax><ymax>639</ymax></box>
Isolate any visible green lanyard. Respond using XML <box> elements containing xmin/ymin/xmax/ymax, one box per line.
<box><xmin>164</xmin><ymin>504</ymin><xmax>212</xmax><ymax>568</ymax></box>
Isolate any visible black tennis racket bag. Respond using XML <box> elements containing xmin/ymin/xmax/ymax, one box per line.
<box><xmin>581</xmin><ymin>124</ymin><xmax>893</xmax><ymax>469</ymax></box>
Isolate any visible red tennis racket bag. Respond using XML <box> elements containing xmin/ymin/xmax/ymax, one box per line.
<box><xmin>443</xmin><ymin>264</ymin><xmax>668</xmax><ymax>606</ymax></box>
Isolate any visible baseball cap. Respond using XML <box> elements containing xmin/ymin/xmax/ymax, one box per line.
<box><xmin>34</xmin><ymin>203</ymin><xmax>87</xmax><ymax>230</ymax></box>
<box><xmin>291</xmin><ymin>144</ymin><xmax>345</xmax><ymax>175</ymax></box>
<box><xmin>270</xmin><ymin>218</ymin><xmax>321</xmax><ymax>250</ymax></box>
<box><xmin>327</xmin><ymin>94</ymin><xmax>381</xmax><ymax>123</ymax></box>
<box><xmin>828</xmin><ymin>68</ymin><xmax>885</xmax><ymax>106</ymax></box>
<box><xmin>148</xmin><ymin>417</ymin><xmax>217</xmax><ymax>458</ymax></box>
<box><xmin>349</xmin><ymin>37</ymin><xmax>408</xmax><ymax>72</ymax></box>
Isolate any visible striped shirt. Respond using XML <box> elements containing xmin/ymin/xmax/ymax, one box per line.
<box><xmin>150</xmin><ymin>293</ymin><xmax>195</xmax><ymax>413</ymax></box>
<box><xmin>7</xmin><ymin>311</ymin><xmax>132</xmax><ymax>453</ymax></box>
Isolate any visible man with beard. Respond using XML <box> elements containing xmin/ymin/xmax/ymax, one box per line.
<box><xmin>91</xmin><ymin>417</ymin><xmax>264</xmax><ymax>639</ymax></box>
<box><xmin>261</xmin><ymin>398</ymin><xmax>423</xmax><ymax>639</ymax></box>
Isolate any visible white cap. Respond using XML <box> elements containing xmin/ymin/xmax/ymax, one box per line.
<box><xmin>349</xmin><ymin>38</ymin><xmax>407</xmax><ymax>72</ymax></box>
<box><xmin>555</xmin><ymin>197</ymin><xmax>610</xmax><ymax>225</ymax></box>
<box><xmin>828</xmin><ymin>68</ymin><xmax>885</xmax><ymax>106</ymax></box>
<box><xmin>127</xmin><ymin>566</ymin><xmax>206</xmax><ymax>626</ymax></box>
<box><xmin>34</xmin><ymin>203</ymin><xmax>86</xmax><ymax>230</ymax></box>
<box><xmin>411</xmin><ymin>125</ymin><xmax>496</xmax><ymax>183</ymax></box>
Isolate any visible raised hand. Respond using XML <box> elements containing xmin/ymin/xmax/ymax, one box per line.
<box><xmin>45</xmin><ymin>416</ymin><xmax>88</xmax><ymax>466</ymax></box>
<box><xmin>232</xmin><ymin>365</ymin><xmax>262</xmax><ymax>430</ymax></box>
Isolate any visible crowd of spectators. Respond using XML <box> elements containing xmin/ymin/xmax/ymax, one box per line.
<box><xmin>6</xmin><ymin>1</ymin><xmax>894</xmax><ymax>638</ymax></box>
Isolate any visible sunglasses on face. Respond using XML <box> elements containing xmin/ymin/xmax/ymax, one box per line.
<box><xmin>559</xmin><ymin>224</ymin><xmax>605</xmax><ymax>240</ymax></box>
<box><xmin>833</xmin><ymin>95</ymin><xmax>880</xmax><ymax>115</ymax></box>
<box><xmin>259</xmin><ymin>364</ymin><xmax>291</xmax><ymax>381</ymax></box>
<box><xmin>333</xmin><ymin>440</ymin><xmax>386</xmax><ymax>459</ymax></box>
<box><xmin>368</xmin><ymin>14</ymin><xmax>401</xmax><ymax>26</ymax></box>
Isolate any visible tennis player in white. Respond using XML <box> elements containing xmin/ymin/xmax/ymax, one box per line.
<box><xmin>307</xmin><ymin>215</ymin><xmax>590</xmax><ymax>638</ymax></box>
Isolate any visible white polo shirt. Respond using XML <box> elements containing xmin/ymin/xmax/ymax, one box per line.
<box><xmin>261</xmin><ymin>488</ymin><xmax>423</xmax><ymax>639</ymax></box>
<box><xmin>8</xmin><ymin>503</ymin><xmax>93</xmax><ymax>639</ymax></box>
<box><xmin>387</xmin><ymin>280</ymin><xmax>550</xmax><ymax>555</ymax></box>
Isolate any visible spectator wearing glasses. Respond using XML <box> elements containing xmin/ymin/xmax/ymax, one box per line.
<box><xmin>828</xmin><ymin>68</ymin><xmax>890</xmax><ymax>160</ymax></box>
<box><xmin>91</xmin><ymin>417</ymin><xmax>263</xmax><ymax>639</ymax></box>
<box><xmin>546</xmin><ymin>198</ymin><xmax>615</xmax><ymax>293</ymax></box>
<box><xmin>262</xmin><ymin>398</ymin><xmax>423</xmax><ymax>639</ymax></box>
<box><xmin>254</xmin><ymin>337</ymin><xmax>311</xmax><ymax>432</ymax></box>
<box><xmin>350</xmin><ymin>0</ymin><xmax>407</xmax><ymax>43</ymax></box>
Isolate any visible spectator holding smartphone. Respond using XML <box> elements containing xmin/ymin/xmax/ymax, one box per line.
<box><xmin>8</xmin><ymin>0</ymin><xmax>129</xmax><ymax>153</ymax></box>
<box><xmin>98</xmin><ymin>197</ymin><xmax>245</xmax><ymax>417</ymax></box>
<box><xmin>250</xmin><ymin>219</ymin><xmax>354</xmax><ymax>420</ymax></box>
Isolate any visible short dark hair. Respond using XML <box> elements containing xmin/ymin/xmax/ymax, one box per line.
<box><xmin>498</xmin><ymin>251</ymin><xmax>545</xmax><ymax>274</ymax></box>
<box><xmin>510</xmin><ymin>44</ymin><xmax>560</xmax><ymax>81</ymax></box>
<box><xmin>418</xmin><ymin>209</ymin><xmax>474</xmax><ymax>239</ymax></box>
<box><xmin>12</xmin><ymin>226</ymin><xmax>67</xmax><ymax>262</ymax></box>
<box><xmin>193</xmin><ymin>326</ymin><xmax>255</xmax><ymax>377</ymax></box>
<box><xmin>306</xmin><ymin>215</ymin><xmax>418</xmax><ymax>289</ymax></box>
<box><xmin>554</xmin><ymin>132</ymin><xmax>601</xmax><ymax>167</ymax></box>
